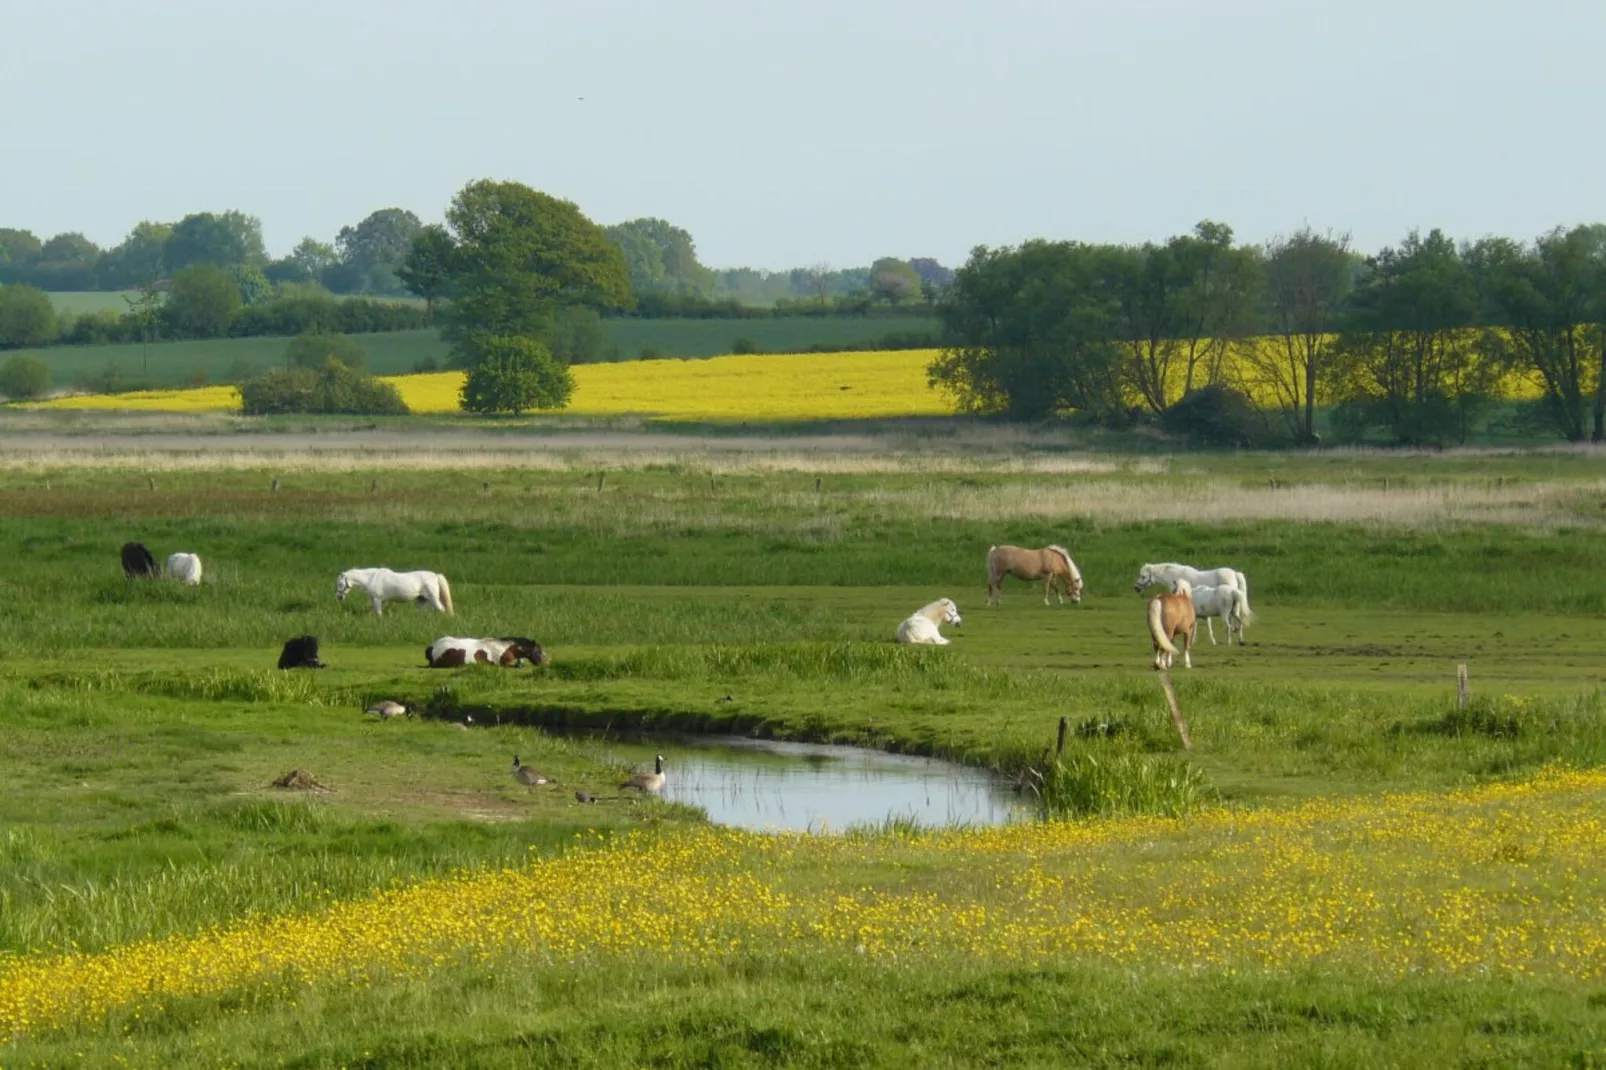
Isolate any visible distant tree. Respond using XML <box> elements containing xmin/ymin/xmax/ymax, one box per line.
<box><xmin>31</xmin><ymin>232</ymin><xmax>103</xmax><ymax>290</ymax></box>
<box><xmin>164</xmin><ymin>211</ymin><xmax>267</xmax><ymax>272</ymax></box>
<box><xmin>909</xmin><ymin>258</ymin><xmax>955</xmax><ymax>288</ymax></box>
<box><xmin>542</xmin><ymin>307</ymin><xmax>618</xmax><ymax>365</ymax></box>
<box><xmin>164</xmin><ymin>265</ymin><xmax>241</xmax><ymax>337</ymax></box>
<box><xmin>869</xmin><ymin>258</ymin><xmax>922</xmax><ymax>305</ymax></box>
<box><xmin>101</xmin><ymin>221</ymin><xmax>171</xmax><ymax>289</ymax></box>
<box><xmin>0</xmin><ymin>354</ymin><xmax>50</xmax><ymax>399</ymax></box>
<box><xmin>1240</xmin><ymin>227</ymin><xmax>1353</xmax><ymax>443</ymax></box>
<box><xmin>604</xmin><ymin>218</ymin><xmax>714</xmax><ymax>297</ymax></box>
<box><xmin>266</xmin><ymin>237</ymin><xmax>339</xmax><ymax>286</ymax></box>
<box><xmin>0</xmin><ymin>229</ymin><xmax>43</xmax><ymax>283</ymax></box>
<box><xmin>233</xmin><ymin>264</ymin><xmax>272</xmax><ymax>306</ymax></box>
<box><xmin>285</xmin><ymin>332</ymin><xmax>367</xmax><ymax>371</ymax></box>
<box><xmin>443</xmin><ymin>179</ymin><xmax>631</xmax><ymax>342</ymax></box>
<box><xmin>1332</xmin><ymin>229</ymin><xmax>1493</xmax><ymax>445</ymax></box>
<box><xmin>458</xmin><ymin>335</ymin><xmax>573</xmax><ymax>415</ymax></box>
<box><xmin>0</xmin><ymin>284</ymin><xmax>58</xmax><ymax>348</ymax></box>
<box><xmin>396</xmin><ymin>224</ymin><xmax>455</xmax><ymax>322</ymax></box>
<box><xmin>331</xmin><ymin>208</ymin><xmax>422</xmax><ymax>294</ymax></box>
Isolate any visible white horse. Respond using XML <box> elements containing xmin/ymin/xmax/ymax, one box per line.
<box><xmin>1134</xmin><ymin>562</ymin><xmax>1250</xmax><ymax>614</ymax></box>
<box><xmin>896</xmin><ymin>598</ymin><xmax>962</xmax><ymax>645</ymax></box>
<box><xmin>1183</xmin><ymin>582</ymin><xmax>1254</xmax><ymax>645</ymax></box>
<box><xmin>336</xmin><ymin>568</ymin><xmax>455</xmax><ymax>616</ymax></box>
<box><xmin>165</xmin><ymin>552</ymin><xmax>203</xmax><ymax>586</ymax></box>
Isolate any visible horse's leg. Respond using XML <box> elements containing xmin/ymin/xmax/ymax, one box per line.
<box><xmin>1206</xmin><ymin>617</ymin><xmax>1217</xmax><ymax>645</ymax></box>
<box><xmin>1183</xmin><ymin>624</ymin><xmax>1195</xmax><ymax>669</ymax></box>
<box><xmin>1042</xmin><ymin>574</ymin><xmax>1051</xmax><ymax>607</ymax></box>
<box><xmin>371</xmin><ymin>594</ymin><xmax>384</xmax><ymax>616</ymax></box>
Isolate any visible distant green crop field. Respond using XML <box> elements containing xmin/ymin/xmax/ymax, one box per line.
<box><xmin>46</xmin><ymin>291</ymin><xmax>146</xmax><ymax>314</ymax></box>
<box><xmin>15</xmin><ymin>316</ymin><xmax>939</xmax><ymax>389</ymax></box>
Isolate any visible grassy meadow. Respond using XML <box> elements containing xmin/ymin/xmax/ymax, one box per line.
<box><xmin>2</xmin><ymin>432</ymin><xmax>1606</xmax><ymax>1065</ymax></box>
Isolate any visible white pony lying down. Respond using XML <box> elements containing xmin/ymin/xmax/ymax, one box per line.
<box><xmin>1183</xmin><ymin>582</ymin><xmax>1254</xmax><ymax>645</ymax></box>
<box><xmin>165</xmin><ymin>552</ymin><xmax>203</xmax><ymax>586</ymax></box>
<box><xmin>896</xmin><ymin>598</ymin><xmax>962</xmax><ymax>645</ymax></box>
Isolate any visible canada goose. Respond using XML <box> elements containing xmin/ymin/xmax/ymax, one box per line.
<box><xmin>511</xmin><ymin>755</ymin><xmax>552</xmax><ymax>787</ymax></box>
<box><xmin>620</xmin><ymin>754</ymin><xmax>666</xmax><ymax>793</ymax></box>
<box><xmin>365</xmin><ymin>700</ymin><xmax>412</xmax><ymax>720</ymax></box>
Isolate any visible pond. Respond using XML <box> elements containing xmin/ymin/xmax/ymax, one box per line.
<box><xmin>567</xmin><ymin>732</ymin><xmax>1027</xmax><ymax>833</ymax></box>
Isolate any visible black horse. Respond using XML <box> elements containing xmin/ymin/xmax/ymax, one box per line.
<box><xmin>277</xmin><ymin>635</ymin><xmax>326</xmax><ymax>670</ymax></box>
<box><xmin>121</xmin><ymin>541</ymin><xmax>159</xmax><ymax>579</ymax></box>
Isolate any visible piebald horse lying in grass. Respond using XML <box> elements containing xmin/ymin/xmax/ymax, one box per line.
<box><xmin>1147</xmin><ymin>580</ymin><xmax>1197</xmax><ymax>670</ymax></box>
<box><xmin>1182</xmin><ymin>582</ymin><xmax>1254</xmax><ymax>645</ymax></box>
<box><xmin>986</xmin><ymin>545</ymin><xmax>1083</xmax><ymax>606</ymax></box>
<box><xmin>425</xmin><ymin>636</ymin><xmax>549</xmax><ymax>668</ymax></box>
<box><xmin>896</xmin><ymin>598</ymin><xmax>962</xmax><ymax>645</ymax></box>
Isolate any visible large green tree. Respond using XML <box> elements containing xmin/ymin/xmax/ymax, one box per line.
<box><xmin>0</xmin><ymin>229</ymin><xmax>42</xmax><ymax>284</ymax></box>
<box><xmin>868</xmin><ymin>257</ymin><xmax>922</xmax><ymax>305</ymax></box>
<box><xmin>1333</xmin><ymin>229</ymin><xmax>1493</xmax><ymax>445</ymax></box>
<box><xmin>331</xmin><ymin>208</ymin><xmax>422</xmax><ymax>294</ymax></box>
<box><xmin>396</xmin><ymin>224</ymin><xmax>455</xmax><ymax>322</ymax></box>
<box><xmin>443</xmin><ymin>179</ymin><xmax>632</xmax><ymax>343</ymax></box>
<box><xmin>33</xmin><ymin>232</ymin><xmax>102</xmax><ymax>290</ymax></box>
<box><xmin>164</xmin><ymin>211</ymin><xmax>267</xmax><ymax>272</ymax></box>
<box><xmin>266</xmin><ymin>237</ymin><xmax>338</xmax><ymax>287</ymax></box>
<box><xmin>1240</xmin><ymin>227</ymin><xmax>1354</xmax><ymax>443</ymax></box>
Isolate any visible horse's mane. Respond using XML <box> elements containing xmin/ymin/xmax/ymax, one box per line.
<box><xmin>1046</xmin><ymin>545</ymin><xmax>1079</xmax><ymax>577</ymax></box>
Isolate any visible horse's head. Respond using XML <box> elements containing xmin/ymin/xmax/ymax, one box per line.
<box><xmin>1067</xmin><ymin>574</ymin><xmax>1084</xmax><ymax>604</ymax></box>
<box><xmin>499</xmin><ymin>637</ymin><xmax>550</xmax><ymax>667</ymax></box>
<box><xmin>941</xmin><ymin>599</ymin><xmax>962</xmax><ymax>627</ymax></box>
<box><xmin>1133</xmin><ymin>565</ymin><xmax>1155</xmax><ymax>594</ymax></box>
<box><xmin>335</xmin><ymin>572</ymin><xmax>352</xmax><ymax>601</ymax></box>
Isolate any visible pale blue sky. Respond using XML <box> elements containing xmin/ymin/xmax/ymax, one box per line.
<box><xmin>3</xmin><ymin>0</ymin><xmax>1603</xmax><ymax>268</ymax></box>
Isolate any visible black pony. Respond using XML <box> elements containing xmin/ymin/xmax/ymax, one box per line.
<box><xmin>277</xmin><ymin>635</ymin><xmax>326</xmax><ymax>670</ymax></box>
<box><xmin>121</xmin><ymin>541</ymin><xmax>159</xmax><ymax>578</ymax></box>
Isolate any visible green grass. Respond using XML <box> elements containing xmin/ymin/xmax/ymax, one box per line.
<box><xmin>5</xmin><ymin>442</ymin><xmax>1606</xmax><ymax>1064</ymax></box>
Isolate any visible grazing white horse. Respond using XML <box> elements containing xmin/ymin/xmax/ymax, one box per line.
<box><xmin>336</xmin><ymin>567</ymin><xmax>455</xmax><ymax>616</ymax></box>
<box><xmin>1183</xmin><ymin>582</ymin><xmax>1254</xmax><ymax>645</ymax></box>
<box><xmin>896</xmin><ymin>598</ymin><xmax>962</xmax><ymax>645</ymax></box>
<box><xmin>165</xmin><ymin>552</ymin><xmax>203</xmax><ymax>586</ymax></box>
<box><xmin>1133</xmin><ymin>562</ymin><xmax>1250</xmax><ymax>614</ymax></box>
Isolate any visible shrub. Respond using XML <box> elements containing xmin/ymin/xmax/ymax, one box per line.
<box><xmin>1160</xmin><ymin>384</ymin><xmax>1267</xmax><ymax>447</ymax></box>
<box><xmin>0</xmin><ymin>354</ymin><xmax>51</xmax><ymax>399</ymax></box>
<box><xmin>285</xmin><ymin>333</ymin><xmax>367</xmax><ymax>371</ymax></box>
<box><xmin>730</xmin><ymin>336</ymin><xmax>763</xmax><ymax>355</ymax></box>
<box><xmin>458</xmin><ymin>335</ymin><xmax>572</xmax><ymax>415</ymax></box>
<box><xmin>239</xmin><ymin>359</ymin><xmax>409</xmax><ymax>416</ymax></box>
<box><xmin>164</xmin><ymin>265</ymin><xmax>241</xmax><ymax>338</ymax></box>
<box><xmin>0</xmin><ymin>284</ymin><xmax>57</xmax><ymax>348</ymax></box>
<box><xmin>544</xmin><ymin>307</ymin><xmax>619</xmax><ymax>365</ymax></box>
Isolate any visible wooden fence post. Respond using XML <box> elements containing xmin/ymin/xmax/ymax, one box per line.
<box><xmin>1158</xmin><ymin>673</ymin><xmax>1192</xmax><ymax>750</ymax></box>
<box><xmin>1055</xmin><ymin>716</ymin><xmax>1068</xmax><ymax>760</ymax></box>
<box><xmin>596</xmin><ymin>472</ymin><xmax>605</xmax><ymax>492</ymax></box>
<box><xmin>1457</xmin><ymin>663</ymin><xmax>1470</xmax><ymax>710</ymax></box>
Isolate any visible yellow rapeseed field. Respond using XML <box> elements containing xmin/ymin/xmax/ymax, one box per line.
<box><xmin>4</xmin><ymin>765</ymin><xmax>1604</xmax><ymax>1041</ymax></box>
<box><xmin>27</xmin><ymin>342</ymin><xmax>1542</xmax><ymax>420</ymax></box>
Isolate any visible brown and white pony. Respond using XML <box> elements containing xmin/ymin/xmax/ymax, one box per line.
<box><xmin>986</xmin><ymin>545</ymin><xmax>1083</xmax><ymax>606</ymax></box>
<box><xmin>425</xmin><ymin>636</ymin><xmax>549</xmax><ymax>669</ymax></box>
<box><xmin>1147</xmin><ymin>580</ymin><xmax>1197</xmax><ymax>670</ymax></box>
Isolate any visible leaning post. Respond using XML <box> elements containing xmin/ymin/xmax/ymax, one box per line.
<box><xmin>1158</xmin><ymin>673</ymin><xmax>1192</xmax><ymax>750</ymax></box>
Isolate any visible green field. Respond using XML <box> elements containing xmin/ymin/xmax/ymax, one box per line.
<box><xmin>19</xmin><ymin>314</ymin><xmax>936</xmax><ymax>390</ymax></box>
<box><xmin>3</xmin><ymin>430</ymin><xmax>1606</xmax><ymax>1065</ymax></box>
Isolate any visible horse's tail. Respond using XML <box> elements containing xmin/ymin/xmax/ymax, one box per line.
<box><xmin>436</xmin><ymin>574</ymin><xmax>455</xmax><ymax>615</ymax></box>
<box><xmin>1147</xmin><ymin>597</ymin><xmax>1177</xmax><ymax>655</ymax></box>
<box><xmin>1231</xmin><ymin>586</ymin><xmax>1254</xmax><ymax>629</ymax></box>
<box><xmin>1235</xmin><ymin>571</ymin><xmax>1250</xmax><ymax>610</ymax></box>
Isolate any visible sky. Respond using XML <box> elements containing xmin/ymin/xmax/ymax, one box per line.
<box><xmin>3</xmin><ymin>0</ymin><xmax>1604</xmax><ymax>270</ymax></box>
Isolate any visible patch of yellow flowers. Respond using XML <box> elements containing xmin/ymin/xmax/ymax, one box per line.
<box><xmin>4</xmin><ymin>766</ymin><xmax>1605</xmax><ymax>1040</ymax></box>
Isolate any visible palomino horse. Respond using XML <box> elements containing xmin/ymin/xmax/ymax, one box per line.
<box><xmin>896</xmin><ymin>598</ymin><xmax>962</xmax><ymax>645</ymax></box>
<box><xmin>425</xmin><ymin>636</ymin><xmax>549</xmax><ymax>668</ymax></box>
<box><xmin>1147</xmin><ymin>580</ymin><xmax>1197</xmax><ymax>670</ymax></box>
<box><xmin>336</xmin><ymin>568</ymin><xmax>454</xmax><ymax>616</ymax></box>
<box><xmin>166</xmin><ymin>552</ymin><xmax>203</xmax><ymax>586</ymax></box>
<box><xmin>1134</xmin><ymin>562</ymin><xmax>1249</xmax><ymax>614</ymax></box>
<box><xmin>986</xmin><ymin>545</ymin><xmax>1083</xmax><ymax>606</ymax></box>
<box><xmin>1183</xmin><ymin>582</ymin><xmax>1253</xmax><ymax>645</ymax></box>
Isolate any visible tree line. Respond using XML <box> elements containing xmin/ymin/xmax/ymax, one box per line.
<box><xmin>931</xmin><ymin>222</ymin><xmax>1606</xmax><ymax>444</ymax></box>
